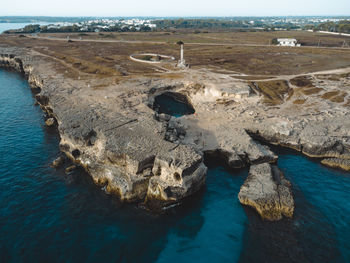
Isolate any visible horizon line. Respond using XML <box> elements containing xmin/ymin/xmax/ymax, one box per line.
<box><xmin>1</xmin><ymin>15</ymin><xmax>350</xmax><ymax>18</ymax></box>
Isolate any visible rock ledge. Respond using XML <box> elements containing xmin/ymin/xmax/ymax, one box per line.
<box><xmin>238</xmin><ymin>163</ymin><xmax>294</xmax><ymax>221</ymax></box>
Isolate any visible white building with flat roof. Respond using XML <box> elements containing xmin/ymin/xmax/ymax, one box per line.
<box><xmin>277</xmin><ymin>38</ymin><xmax>301</xmax><ymax>47</ymax></box>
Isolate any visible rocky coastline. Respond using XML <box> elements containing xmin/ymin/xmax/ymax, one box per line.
<box><xmin>1</xmin><ymin>45</ymin><xmax>350</xmax><ymax>218</ymax></box>
<box><xmin>0</xmin><ymin>51</ymin><xmax>207</xmax><ymax>210</ymax></box>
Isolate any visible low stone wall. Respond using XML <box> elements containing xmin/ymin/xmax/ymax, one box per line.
<box><xmin>130</xmin><ymin>53</ymin><xmax>175</xmax><ymax>64</ymax></box>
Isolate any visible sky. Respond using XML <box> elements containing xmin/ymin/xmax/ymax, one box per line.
<box><xmin>1</xmin><ymin>0</ymin><xmax>350</xmax><ymax>17</ymax></box>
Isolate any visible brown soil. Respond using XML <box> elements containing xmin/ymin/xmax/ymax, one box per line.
<box><xmin>40</xmin><ymin>31</ymin><xmax>350</xmax><ymax>47</ymax></box>
<box><xmin>330</xmin><ymin>92</ymin><xmax>347</xmax><ymax>103</ymax></box>
<box><xmin>0</xmin><ymin>32</ymin><xmax>349</xmax><ymax>80</ymax></box>
<box><xmin>320</xmin><ymin>90</ymin><xmax>347</xmax><ymax>103</ymax></box>
<box><xmin>301</xmin><ymin>87</ymin><xmax>324</xmax><ymax>95</ymax></box>
<box><xmin>293</xmin><ymin>99</ymin><xmax>307</xmax><ymax>104</ymax></box>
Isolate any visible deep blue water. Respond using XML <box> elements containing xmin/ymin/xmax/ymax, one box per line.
<box><xmin>0</xmin><ymin>68</ymin><xmax>349</xmax><ymax>262</ymax></box>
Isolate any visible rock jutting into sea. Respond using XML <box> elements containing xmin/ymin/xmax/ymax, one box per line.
<box><xmin>321</xmin><ymin>157</ymin><xmax>350</xmax><ymax>171</ymax></box>
<box><xmin>238</xmin><ymin>163</ymin><xmax>294</xmax><ymax>221</ymax></box>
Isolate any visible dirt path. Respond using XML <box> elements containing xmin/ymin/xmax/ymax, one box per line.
<box><xmin>239</xmin><ymin>67</ymin><xmax>350</xmax><ymax>82</ymax></box>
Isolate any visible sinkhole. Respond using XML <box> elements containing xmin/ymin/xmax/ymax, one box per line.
<box><xmin>153</xmin><ymin>92</ymin><xmax>195</xmax><ymax>117</ymax></box>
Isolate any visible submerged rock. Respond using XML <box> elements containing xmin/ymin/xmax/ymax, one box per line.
<box><xmin>238</xmin><ymin>163</ymin><xmax>294</xmax><ymax>221</ymax></box>
<box><xmin>51</xmin><ymin>155</ymin><xmax>66</xmax><ymax>168</ymax></box>
<box><xmin>65</xmin><ymin>165</ymin><xmax>76</xmax><ymax>174</ymax></box>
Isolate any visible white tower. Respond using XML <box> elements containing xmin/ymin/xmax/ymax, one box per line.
<box><xmin>180</xmin><ymin>43</ymin><xmax>184</xmax><ymax>63</ymax></box>
<box><xmin>176</xmin><ymin>41</ymin><xmax>187</xmax><ymax>68</ymax></box>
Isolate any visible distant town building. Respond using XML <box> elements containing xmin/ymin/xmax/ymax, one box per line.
<box><xmin>277</xmin><ymin>38</ymin><xmax>301</xmax><ymax>47</ymax></box>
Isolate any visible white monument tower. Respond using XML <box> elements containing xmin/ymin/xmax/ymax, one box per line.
<box><xmin>176</xmin><ymin>41</ymin><xmax>187</xmax><ymax>68</ymax></box>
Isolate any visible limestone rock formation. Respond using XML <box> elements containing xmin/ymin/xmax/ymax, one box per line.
<box><xmin>0</xmin><ymin>52</ymin><xmax>208</xmax><ymax>210</ymax></box>
<box><xmin>146</xmin><ymin>144</ymin><xmax>207</xmax><ymax>209</ymax></box>
<box><xmin>51</xmin><ymin>155</ymin><xmax>66</xmax><ymax>168</ymax></box>
<box><xmin>321</xmin><ymin>158</ymin><xmax>350</xmax><ymax>171</ymax></box>
<box><xmin>238</xmin><ymin>163</ymin><xmax>294</xmax><ymax>221</ymax></box>
<box><xmin>65</xmin><ymin>165</ymin><xmax>76</xmax><ymax>174</ymax></box>
<box><xmin>45</xmin><ymin>117</ymin><xmax>56</xmax><ymax>127</ymax></box>
<box><xmin>1</xmin><ymin>41</ymin><xmax>350</xmax><ymax>213</ymax></box>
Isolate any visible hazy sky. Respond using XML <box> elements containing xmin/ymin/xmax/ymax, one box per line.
<box><xmin>1</xmin><ymin>0</ymin><xmax>350</xmax><ymax>17</ymax></box>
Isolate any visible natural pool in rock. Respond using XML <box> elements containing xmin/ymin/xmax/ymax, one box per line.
<box><xmin>0</xmin><ymin>69</ymin><xmax>349</xmax><ymax>262</ymax></box>
<box><xmin>153</xmin><ymin>92</ymin><xmax>195</xmax><ymax>117</ymax></box>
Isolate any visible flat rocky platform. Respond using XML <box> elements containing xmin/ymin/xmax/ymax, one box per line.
<box><xmin>1</xmin><ymin>33</ymin><xmax>350</xmax><ymax>216</ymax></box>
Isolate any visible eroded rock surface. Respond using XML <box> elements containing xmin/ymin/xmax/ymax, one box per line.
<box><xmin>0</xmin><ymin>51</ymin><xmax>207</xmax><ymax>210</ymax></box>
<box><xmin>238</xmin><ymin>163</ymin><xmax>294</xmax><ymax>221</ymax></box>
<box><xmin>45</xmin><ymin>117</ymin><xmax>56</xmax><ymax>127</ymax></box>
<box><xmin>1</xmin><ymin>42</ymin><xmax>349</xmax><ymax>212</ymax></box>
<box><xmin>321</xmin><ymin>157</ymin><xmax>350</xmax><ymax>171</ymax></box>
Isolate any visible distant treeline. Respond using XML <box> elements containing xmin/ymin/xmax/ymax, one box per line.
<box><xmin>154</xmin><ymin>19</ymin><xmax>302</xmax><ymax>31</ymax></box>
<box><xmin>7</xmin><ymin>18</ymin><xmax>350</xmax><ymax>34</ymax></box>
<box><xmin>3</xmin><ymin>24</ymin><xmax>153</xmax><ymax>34</ymax></box>
<box><xmin>154</xmin><ymin>19</ymin><xmax>257</xmax><ymax>29</ymax></box>
<box><xmin>305</xmin><ymin>20</ymin><xmax>350</xmax><ymax>33</ymax></box>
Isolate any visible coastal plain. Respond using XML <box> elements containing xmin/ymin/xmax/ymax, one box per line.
<box><xmin>0</xmin><ymin>30</ymin><xmax>350</xmax><ymax>219</ymax></box>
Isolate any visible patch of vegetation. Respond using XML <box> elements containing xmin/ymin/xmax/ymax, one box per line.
<box><xmin>99</xmin><ymin>33</ymin><xmax>115</xmax><ymax>38</ymax></box>
<box><xmin>330</xmin><ymin>92</ymin><xmax>347</xmax><ymax>103</ymax></box>
<box><xmin>290</xmin><ymin>76</ymin><xmax>324</xmax><ymax>96</ymax></box>
<box><xmin>321</xmin><ymin>91</ymin><xmax>340</xmax><ymax>99</ymax></box>
<box><xmin>320</xmin><ymin>91</ymin><xmax>347</xmax><ymax>103</ymax></box>
<box><xmin>290</xmin><ymin>76</ymin><xmax>314</xmax><ymax>88</ymax></box>
<box><xmin>252</xmin><ymin>80</ymin><xmax>293</xmax><ymax>105</ymax></box>
<box><xmin>154</xmin><ymin>19</ymin><xmax>252</xmax><ymax>29</ymax></box>
<box><xmin>301</xmin><ymin>87</ymin><xmax>324</xmax><ymax>95</ymax></box>
<box><xmin>307</xmin><ymin>20</ymin><xmax>350</xmax><ymax>34</ymax></box>
<box><xmin>271</xmin><ymin>38</ymin><xmax>279</xmax><ymax>45</ymax></box>
<box><xmin>52</xmin><ymin>51</ymin><xmax>121</xmax><ymax>76</ymax></box>
<box><xmin>293</xmin><ymin>99</ymin><xmax>307</xmax><ymax>104</ymax></box>
<box><xmin>141</xmin><ymin>55</ymin><xmax>153</xmax><ymax>61</ymax></box>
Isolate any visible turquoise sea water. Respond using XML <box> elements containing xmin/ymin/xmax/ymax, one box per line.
<box><xmin>0</xmin><ymin>69</ymin><xmax>349</xmax><ymax>262</ymax></box>
<box><xmin>0</xmin><ymin>23</ymin><xmax>30</xmax><ymax>33</ymax></box>
<box><xmin>0</xmin><ymin>23</ymin><xmax>49</xmax><ymax>33</ymax></box>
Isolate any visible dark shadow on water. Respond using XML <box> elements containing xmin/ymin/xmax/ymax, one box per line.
<box><xmin>57</xmin><ymin>166</ymin><xmax>208</xmax><ymax>263</ymax></box>
<box><xmin>2</xmin><ymin>162</ymin><xmax>207</xmax><ymax>263</ymax></box>
<box><xmin>238</xmin><ymin>145</ymin><xmax>348</xmax><ymax>263</ymax></box>
<box><xmin>238</xmin><ymin>187</ymin><xmax>344</xmax><ymax>263</ymax></box>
